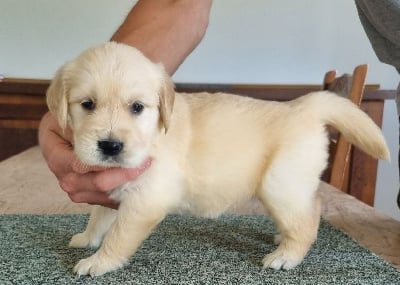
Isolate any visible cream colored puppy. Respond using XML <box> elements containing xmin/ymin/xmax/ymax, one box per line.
<box><xmin>46</xmin><ymin>42</ymin><xmax>389</xmax><ymax>277</ymax></box>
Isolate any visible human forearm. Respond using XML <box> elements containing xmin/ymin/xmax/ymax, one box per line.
<box><xmin>111</xmin><ymin>0</ymin><xmax>212</xmax><ymax>74</ymax></box>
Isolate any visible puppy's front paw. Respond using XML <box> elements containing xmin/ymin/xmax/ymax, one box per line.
<box><xmin>273</xmin><ymin>234</ymin><xmax>282</xmax><ymax>245</ymax></box>
<box><xmin>262</xmin><ymin>249</ymin><xmax>303</xmax><ymax>270</ymax></box>
<box><xmin>73</xmin><ymin>253</ymin><xmax>123</xmax><ymax>277</ymax></box>
<box><xmin>69</xmin><ymin>232</ymin><xmax>101</xmax><ymax>249</ymax></box>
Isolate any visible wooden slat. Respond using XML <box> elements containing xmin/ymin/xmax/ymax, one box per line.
<box><xmin>0</xmin><ymin>128</ymin><xmax>39</xmax><ymax>161</ymax></box>
<box><xmin>0</xmin><ymin>78</ymin><xmax>392</xmax><ymax>100</ymax></box>
<box><xmin>0</xmin><ymin>79</ymin><xmax>49</xmax><ymax>95</ymax></box>
<box><xmin>0</xmin><ymin>93</ymin><xmax>46</xmax><ymax>104</ymax></box>
<box><xmin>0</xmin><ymin>120</ymin><xmax>40</xmax><ymax>129</ymax></box>
<box><xmin>349</xmin><ymin>101</ymin><xmax>384</xmax><ymax>206</ymax></box>
<box><xmin>327</xmin><ymin>64</ymin><xmax>368</xmax><ymax>192</ymax></box>
<box><xmin>0</xmin><ymin>104</ymin><xmax>48</xmax><ymax>120</ymax></box>
<box><xmin>175</xmin><ymin>83</ymin><xmax>388</xmax><ymax>101</ymax></box>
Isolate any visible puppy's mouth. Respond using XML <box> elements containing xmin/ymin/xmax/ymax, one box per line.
<box><xmin>100</xmin><ymin>154</ymin><xmax>123</xmax><ymax>165</ymax></box>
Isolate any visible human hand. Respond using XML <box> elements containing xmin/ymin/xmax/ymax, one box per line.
<box><xmin>38</xmin><ymin>112</ymin><xmax>151</xmax><ymax>208</ymax></box>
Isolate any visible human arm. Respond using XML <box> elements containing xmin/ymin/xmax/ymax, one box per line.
<box><xmin>111</xmin><ymin>0</ymin><xmax>212</xmax><ymax>74</ymax></box>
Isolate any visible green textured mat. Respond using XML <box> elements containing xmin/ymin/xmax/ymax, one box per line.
<box><xmin>0</xmin><ymin>214</ymin><xmax>399</xmax><ymax>284</ymax></box>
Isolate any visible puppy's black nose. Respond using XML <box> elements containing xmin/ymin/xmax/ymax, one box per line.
<box><xmin>97</xmin><ymin>140</ymin><xmax>124</xmax><ymax>156</ymax></box>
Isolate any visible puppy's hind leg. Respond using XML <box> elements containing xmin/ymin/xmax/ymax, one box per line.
<box><xmin>69</xmin><ymin>206</ymin><xmax>117</xmax><ymax>249</ymax></box>
<box><xmin>259</xmin><ymin>173</ymin><xmax>321</xmax><ymax>270</ymax></box>
<box><xmin>258</xmin><ymin>141</ymin><xmax>326</xmax><ymax>270</ymax></box>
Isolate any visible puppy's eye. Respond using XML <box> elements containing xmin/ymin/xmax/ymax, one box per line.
<box><xmin>131</xmin><ymin>101</ymin><xmax>144</xmax><ymax>114</ymax></box>
<box><xmin>81</xmin><ymin>99</ymin><xmax>95</xmax><ymax>111</ymax></box>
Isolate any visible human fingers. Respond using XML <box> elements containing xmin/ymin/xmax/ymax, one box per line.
<box><xmin>59</xmin><ymin>162</ymin><xmax>150</xmax><ymax>208</ymax></box>
<box><xmin>59</xmin><ymin>158</ymin><xmax>152</xmax><ymax>195</ymax></box>
<box><xmin>67</xmin><ymin>191</ymin><xmax>118</xmax><ymax>209</ymax></box>
<box><xmin>38</xmin><ymin>112</ymin><xmax>75</xmax><ymax>176</ymax></box>
<box><xmin>71</xmin><ymin>159</ymin><xmax>109</xmax><ymax>174</ymax></box>
<box><xmin>39</xmin><ymin>114</ymin><xmax>110</xmax><ymax>175</ymax></box>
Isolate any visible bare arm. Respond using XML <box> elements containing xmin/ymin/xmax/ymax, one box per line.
<box><xmin>39</xmin><ymin>0</ymin><xmax>212</xmax><ymax>207</ymax></box>
<box><xmin>112</xmin><ymin>0</ymin><xmax>212</xmax><ymax>74</ymax></box>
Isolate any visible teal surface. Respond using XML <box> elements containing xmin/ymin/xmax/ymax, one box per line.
<box><xmin>0</xmin><ymin>214</ymin><xmax>399</xmax><ymax>284</ymax></box>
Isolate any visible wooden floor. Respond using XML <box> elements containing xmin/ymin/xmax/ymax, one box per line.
<box><xmin>1</xmin><ymin>146</ymin><xmax>399</xmax><ymax>269</ymax></box>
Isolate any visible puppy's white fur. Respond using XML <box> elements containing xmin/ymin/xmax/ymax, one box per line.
<box><xmin>47</xmin><ymin>42</ymin><xmax>389</xmax><ymax>277</ymax></box>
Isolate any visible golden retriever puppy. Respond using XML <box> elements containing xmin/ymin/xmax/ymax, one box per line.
<box><xmin>46</xmin><ymin>42</ymin><xmax>389</xmax><ymax>276</ymax></box>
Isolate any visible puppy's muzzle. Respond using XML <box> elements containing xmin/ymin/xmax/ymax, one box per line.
<box><xmin>97</xmin><ymin>140</ymin><xmax>124</xmax><ymax>157</ymax></box>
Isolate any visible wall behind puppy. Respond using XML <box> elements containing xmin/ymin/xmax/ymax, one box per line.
<box><xmin>1</xmin><ymin>0</ymin><xmax>399</xmax><ymax>220</ymax></box>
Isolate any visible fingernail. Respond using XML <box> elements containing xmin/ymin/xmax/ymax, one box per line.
<box><xmin>140</xmin><ymin>157</ymin><xmax>152</xmax><ymax>169</ymax></box>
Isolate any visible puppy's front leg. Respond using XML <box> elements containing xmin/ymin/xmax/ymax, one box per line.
<box><xmin>73</xmin><ymin>194</ymin><xmax>166</xmax><ymax>277</ymax></box>
<box><xmin>69</xmin><ymin>206</ymin><xmax>117</xmax><ymax>249</ymax></box>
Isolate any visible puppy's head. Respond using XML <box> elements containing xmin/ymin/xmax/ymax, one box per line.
<box><xmin>46</xmin><ymin>42</ymin><xmax>175</xmax><ymax>167</ymax></box>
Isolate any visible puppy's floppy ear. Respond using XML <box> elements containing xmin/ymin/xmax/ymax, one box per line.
<box><xmin>46</xmin><ymin>65</ymin><xmax>69</xmax><ymax>131</ymax></box>
<box><xmin>158</xmin><ymin>66</ymin><xmax>175</xmax><ymax>133</ymax></box>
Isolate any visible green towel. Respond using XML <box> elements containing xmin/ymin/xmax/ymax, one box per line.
<box><xmin>0</xmin><ymin>214</ymin><xmax>399</xmax><ymax>284</ymax></box>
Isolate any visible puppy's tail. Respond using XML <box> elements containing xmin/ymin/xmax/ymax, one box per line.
<box><xmin>297</xmin><ymin>91</ymin><xmax>390</xmax><ymax>160</ymax></box>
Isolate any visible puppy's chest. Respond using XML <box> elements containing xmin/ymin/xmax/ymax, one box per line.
<box><xmin>108</xmin><ymin>183</ymin><xmax>139</xmax><ymax>202</ymax></box>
